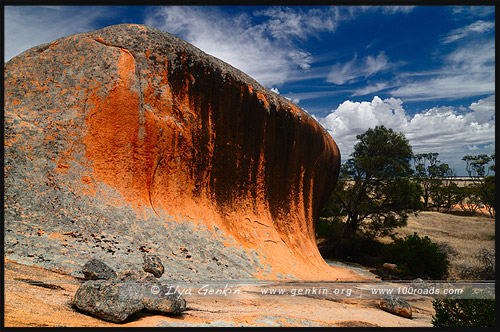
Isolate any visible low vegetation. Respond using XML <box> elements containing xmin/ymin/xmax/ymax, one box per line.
<box><xmin>388</xmin><ymin>233</ymin><xmax>449</xmax><ymax>280</ymax></box>
<box><xmin>318</xmin><ymin>126</ymin><xmax>495</xmax><ymax>327</ymax></box>
<box><xmin>318</xmin><ymin>126</ymin><xmax>494</xmax><ymax>272</ymax></box>
<box><xmin>432</xmin><ymin>298</ymin><xmax>495</xmax><ymax>327</ymax></box>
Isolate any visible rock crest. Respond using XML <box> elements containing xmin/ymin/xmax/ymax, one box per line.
<box><xmin>5</xmin><ymin>24</ymin><xmax>341</xmax><ymax>280</ymax></box>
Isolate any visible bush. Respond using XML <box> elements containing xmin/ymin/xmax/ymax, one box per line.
<box><xmin>333</xmin><ymin>235</ymin><xmax>390</xmax><ymax>267</ymax></box>
<box><xmin>316</xmin><ymin>217</ymin><xmax>343</xmax><ymax>240</ymax></box>
<box><xmin>389</xmin><ymin>232</ymin><xmax>449</xmax><ymax>279</ymax></box>
<box><xmin>432</xmin><ymin>298</ymin><xmax>495</xmax><ymax>327</ymax></box>
<box><xmin>458</xmin><ymin>248</ymin><xmax>495</xmax><ymax>280</ymax></box>
<box><xmin>317</xmin><ymin>219</ymin><xmax>391</xmax><ymax>267</ymax></box>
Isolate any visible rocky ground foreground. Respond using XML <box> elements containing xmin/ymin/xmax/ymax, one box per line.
<box><xmin>4</xmin><ymin>259</ymin><xmax>434</xmax><ymax>327</ymax></box>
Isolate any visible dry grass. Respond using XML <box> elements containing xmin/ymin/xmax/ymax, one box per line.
<box><xmin>381</xmin><ymin>211</ymin><xmax>495</xmax><ymax>280</ymax></box>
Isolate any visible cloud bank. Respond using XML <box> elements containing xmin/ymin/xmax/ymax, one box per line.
<box><xmin>318</xmin><ymin>95</ymin><xmax>495</xmax><ymax>174</ymax></box>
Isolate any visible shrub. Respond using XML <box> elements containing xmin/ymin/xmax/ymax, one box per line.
<box><xmin>389</xmin><ymin>232</ymin><xmax>449</xmax><ymax>279</ymax></box>
<box><xmin>334</xmin><ymin>235</ymin><xmax>390</xmax><ymax>267</ymax></box>
<box><xmin>317</xmin><ymin>219</ymin><xmax>391</xmax><ymax>267</ymax></box>
<box><xmin>432</xmin><ymin>298</ymin><xmax>495</xmax><ymax>327</ymax></box>
<box><xmin>316</xmin><ymin>217</ymin><xmax>343</xmax><ymax>240</ymax></box>
<box><xmin>458</xmin><ymin>248</ymin><xmax>495</xmax><ymax>280</ymax></box>
<box><xmin>436</xmin><ymin>241</ymin><xmax>458</xmax><ymax>257</ymax></box>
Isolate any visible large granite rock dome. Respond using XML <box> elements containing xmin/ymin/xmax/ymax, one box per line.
<box><xmin>4</xmin><ymin>24</ymin><xmax>347</xmax><ymax>281</ymax></box>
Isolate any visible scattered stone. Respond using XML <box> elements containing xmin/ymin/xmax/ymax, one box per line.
<box><xmin>82</xmin><ymin>259</ymin><xmax>117</xmax><ymax>280</ymax></box>
<box><xmin>379</xmin><ymin>295</ymin><xmax>412</xmax><ymax>318</ymax></box>
<box><xmin>115</xmin><ymin>271</ymin><xmax>186</xmax><ymax>314</ymax></box>
<box><xmin>72</xmin><ymin>279</ymin><xmax>143</xmax><ymax>322</ymax></box>
<box><xmin>72</xmin><ymin>269</ymin><xmax>186</xmax><ymax>322</ymax></box>
<box><xmin>371</xmin><ymin>262</ymin><xmax>409</xmax><ymax>280</ymax></box>
<box><xmin>143</xmin><ymin>253</ymin><xmax>165</xmax><ymax>278</ymax></box>
<box><xmin>410</xmin><ymin>278</ymin><xmax>426</xmax><ymax>289</ymax></box>
<box><xmin>143</xmin><ymin>284</ymin><xmax>186</xmax><ymax>314</ymax></box>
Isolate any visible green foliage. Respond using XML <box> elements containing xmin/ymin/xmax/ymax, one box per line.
<box><xmin>457</xmin><ymin>185</ymin><xmax>482</xmax><ymax>215</ymax></box>
<box><xmin>336</xmin><ymin>235</ymin><xmax>390</xmax><ymax>267</ymax></box>
<box><xmin>320</xmin><ymin>232</ymin><xmax>391</xmax><ymax>267</ymax></box>
<box><xmin>483</xmin><ymin>175</ymin><xmax>495</xmax><ymax>217</ymax></box>
<box><xmin>413</xmin><ymin>153</ymin><xmax>453</xmax><ymax>210</ymax></box>
<box><xmin>463</xmin><ymin>154</ymin><xmax>493</xmax><ymax>178</ymax></box>
<box><xmin>322</xmin><ymin>126</ymin><xmax>422</xmax><ymax>240</ymax></box>
<box><xmin>462</xmin><ymin>154</ymin><xmax>495</xmax><ymax>217</ymax></box>
<box><xmin>430</xmin><ymin>180</ymin><xmax>462</xmax><ymax>212</ymax></box>
<box><xmin>316</xmin><ymin>217</ymin><xmax>343</xmax><ymax>240</ymax></box>
<box><xmin>432</xmin><ymin>298</ymin><xmax>495</xmax><ymax>327</ymax></box>
<box><xmin>389</xmin><ymin>232</ymin><xmax>449</xmax><ymax>280</ymax></box>
<box><xmin>345</xmin><ymin>126</ymin><xmax>414</xmax><ymax>179</ymax></box>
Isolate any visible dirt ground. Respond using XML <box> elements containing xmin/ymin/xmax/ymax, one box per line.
<box><xmin>382</xmin><ymin>211</ymin><xmax>495</xmax><ymax>280</ymax></box>
<box><xmin>4</xmin><ymin>210</ymin><xmax>494</xmax><ymax>327</ymax></box>
<box><xmin>4</xmin><ymin>259</ymin><xmax>434</xmax><ymax>327</ymax></box>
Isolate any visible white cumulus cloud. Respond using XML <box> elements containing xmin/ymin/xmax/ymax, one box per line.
<box><xmin>318</xmin><ymin>95</ymin><xmax>495</xmax><ymax>174</ymax></box>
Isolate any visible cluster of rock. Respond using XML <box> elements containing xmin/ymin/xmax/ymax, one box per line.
<box><xmin>72</xmin><ymin>254</ymin><xmax>185</xmax><ymax>323</ymax></box>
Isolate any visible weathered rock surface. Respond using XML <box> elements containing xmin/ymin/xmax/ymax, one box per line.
<box><xmin>72</xmin><ymin>270</ymin><xmax>186</xmax><ymax>322</ymax></box>
<box><xmin>82</xmin><ymin>259</ymin><xmax>117</xmax><ymax>280</ymax></box>
<box><xmin>379</xmin><ymin>295</ymin><xmax>412</xmax><ymax>318</ymax></box>
<box><xmin>4</xmin><ymin>24</ymin><xmax>345</xmax><ymax>281</ymax></box>
<box><xmin>143</xmin><ymin>253</ymin><xmax>165</xmax><ymax>278</ymax></box>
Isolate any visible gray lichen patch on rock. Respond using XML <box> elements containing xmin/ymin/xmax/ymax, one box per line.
<box><xmin>72</xmin><ymin>269</ymin><xmax>186</xmax><ymax>323</ymax></box>
<box><xmin>82</xmin><ymin>259</ymin><xmax>117</xmax><ymax>280</ymax></box>
<box><xmin>379</xmin><ymin>295</ymin><xmax>412</xmax><ymax>318</ymax></box>
<box><xmin>143</xmin><ymin>253</ymin><xmax>165</xmax><ymax>278</ymax></box>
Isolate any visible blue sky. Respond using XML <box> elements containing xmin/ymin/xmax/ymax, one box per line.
<box><xmin>4</xmin><ymin>5</ymin><xmax>495</xmax><ymax>175</ymax></box>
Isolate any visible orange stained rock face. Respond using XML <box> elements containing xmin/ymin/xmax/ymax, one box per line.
<box><xmin>255</xmin><ymin>92</ymin><xmax>270</xmax><ymax>109</ymax></box>
<box><xmin>5</xmin><ymin>24</ymin><xmax>346</xmax><ymax>281</ymax></box>
<box><xmin>84</xmin><ymin>48</ymin><xmax>154</xmax><ymax>208</ymax></box>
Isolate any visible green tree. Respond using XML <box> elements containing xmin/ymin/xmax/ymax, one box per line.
<box><xmin>328</xmin><ymin>126</ymin><xmax>423</xmax><ymax>240</ymax></box>
<box><xmin>429</xmin><ymin>167</ymin><xmax>461</xmax><ymax>212</ymax></box>
<box><xmin>462</xmin><ymin>154</ymin><xmax>495</xmax><ymax>217</ymax></box>
<box><xmin>413</xmin><ymin>153</ymin><xmax>452</xmax><ymax>210</ymax></box>
<box><xmin>458</xmin><ymin>185</ymin><xmax>482</xmax><ymax>215</ymax></box>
